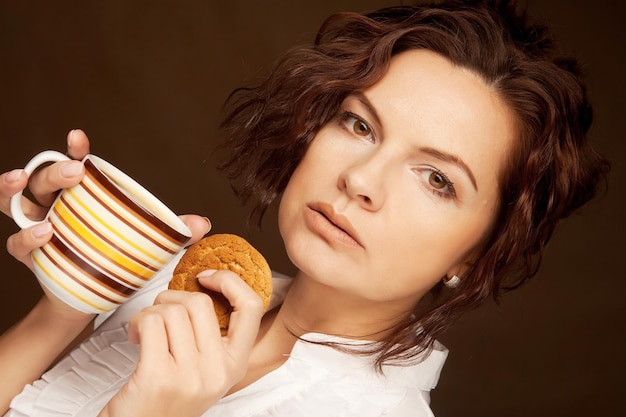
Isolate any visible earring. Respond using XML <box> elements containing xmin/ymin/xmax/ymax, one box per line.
<box><xmin>444</xmin><ymin>274</ymin><xmax>461</xmax><ymax>288</ymax></box>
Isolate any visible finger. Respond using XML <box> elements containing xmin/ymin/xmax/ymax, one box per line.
<box><xmin>0</xmin><ymin>169</ymin><xmax>27</xmax><ymax>199</ymax></box>
<box><xmin>179</xmin><ymin>214</ymin><xmax>212</xmax><ymax>245</ymax></box>
<box><xmin>128</xmin><ymin>309</ymin><xmax>172</xmax><ymax>365</ymax></box>
<box><xmin>157</xmin><ymin>303</ymin><xmax>202</xmax><ymax>360</ymax></box>
<box><xmin>27</xmin><ymin>160</ymin><xmax>85</xmax><ymax>207</ymax></box>
<box><xmin>6</xmin><ymin>222</ymin><xmax>53</xmax><ymax>269</ymax></box>
<box><xmin>25</xmin><ymin>129</ymin><xmax>90</xmax><ymax>207</ymax></box>
<box><xmin>0</xmin><ymin>167</ymin><xmax>48</xmax><ymax>220</ymax></box>
<box><xmin>0</xmin><ymin>169</ymin><xmax>28</xmax><ymax>216</ymax></box>
<box><xmin>198</xmin><ymin>270</ymin><xmax>264</xmax><ymax>357</ymax></box>
<box><xmin>10</xmin><ymin>196</ymin><xmax>48</xmax><ymax>222</ymax></box>
<box><xmin>66</xmin><ymin>129</ymin><xmax>91</xmax><ymax>160</ymax></box>
<box><xmin>154</xmin><ymin>290</ymin><xmax>223</xmax><ymax>350</ymax></box>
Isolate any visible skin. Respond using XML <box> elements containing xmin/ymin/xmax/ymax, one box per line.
<box><xmin>277</xmin><ymin>50</ymin><xmax>516</xmax><ymax>339</ymax></box>
<box><xmin>1</xmin><ymin>50</ymin><xmax>517</xmax><ymax>416</ymax></box>
<box><xmin>0</xmin><ymin>130</ymin><xmax>216</xmax><ymax>414</ymax></box>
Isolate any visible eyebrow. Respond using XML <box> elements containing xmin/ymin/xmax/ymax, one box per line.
<box><xmin>420</xmin><ymin>147</ymin><xmax>478</xmax><ymax>191</ymax></box>
<box><xmin>354</xmin><ymin>92</ymin><xmax>382</xmax><ymax>128</ymax></box>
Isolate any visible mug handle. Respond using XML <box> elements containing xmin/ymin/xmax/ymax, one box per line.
<box><xmin>9</xmin><ymin>150</ymin><xmax>71</xmax><ymax>229</ymax></box>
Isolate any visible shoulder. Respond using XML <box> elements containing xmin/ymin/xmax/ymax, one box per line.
<box><xmin>380</xmin><ymin>340</ymin><xmax>448</xmax><ymax>392</ymax></box>
<box><xmin>293</xmin><ymin>333</ymin><xmax>447</xmax><ymax>390</ymax></box>
<box><xmin>296</xmin><ymin>334</ymin><xmax>447</xmax><ymax>416</ymax></box>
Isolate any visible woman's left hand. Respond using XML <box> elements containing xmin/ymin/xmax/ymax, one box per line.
<box><xmin>99</xmin><ymin>269</ymin><xmax>265</xmax><ymax>417</ymax></box>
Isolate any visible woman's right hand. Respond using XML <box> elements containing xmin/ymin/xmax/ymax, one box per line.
<box><xmin>2</xmin><ymin>129</ymin><xmax>211</xmax><ymax>317</ymax></box>
<box><xmin>1</xmin><ymin>129</ymin><xmax>90</xmax><ymax>271</ymax></box>
<box><xmin>0</xmin><ymin>130</ymin><xmax>93</xmax><ymax>322</ymax></box>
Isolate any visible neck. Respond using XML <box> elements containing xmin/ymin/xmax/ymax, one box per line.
<box><xmin>270</xmin><ymin>271</ymin><xmax>415</xmax><ymax>341</ymax></box>
<box><xmin>228</xmin><ymin>270</ymin><xmax>416</xmax><ymax>395</ymax></box>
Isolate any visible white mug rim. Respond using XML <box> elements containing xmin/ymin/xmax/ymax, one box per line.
<box><xmin>9</xmin><ymin>150</ymin><xmax>191</xmax><ymax>238</ymax></box>
<box><xmin>85</xmin><ymin>154</ymin><xmax>191</xmax><ymax>238</ymax></box>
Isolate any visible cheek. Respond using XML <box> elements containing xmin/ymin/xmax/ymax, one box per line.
<box><xmin>277</xmin><ymin>176</ymin><xmax>298</xmax><ymax>240</ymax></box>
<box><xmin>277</xmin><ymin>160</ymin><xmax>316</xmax><ymax>242</ymax></box>
<box><xmin>372</xmin><ymin>198</ymin><xmax>495</xmax><ymax>285</ymax></box>
<box><xmin>280</xmin><ymin>140</ymin><xmax>337</xmax><ymax>205</ymax></box>
<box><xmin>277</xmin><ymin>184</ymin><xmax>304</xmax><ymax>270</ymax></box>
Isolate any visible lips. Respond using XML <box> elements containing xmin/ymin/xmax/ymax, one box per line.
<box><xmin>306</xmin><ymin>202</ymin><xmax>364</xmax><ymax>248</ymax></box>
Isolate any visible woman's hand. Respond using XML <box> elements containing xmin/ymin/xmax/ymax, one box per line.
<box><xmin>0</xmin><ymin>129</ymin><xmax>213</xmax><ymax>413</ymax></box>
<box><xmin>0</xmin><ymin>130</ymin><xmax>92</xmax><ymax>413</ymax></box>
<box><xmin>1</xmin><ymin>129</ymin><xmax>210</xmax><ymax>309</ymax></box>
<box><xmin>1</xmin><ymin>129</ymin><xmax>93</xmax><ymax>323</ymax></box>
<box><xmin>2</xmin><ymin>129</ymin><xmax>89</xmax><ymax>270</ymax></box>
<box><xmin>100</xmin><ymin>270</ymin><xmax>264</xmax><ymax>417</ymax></box>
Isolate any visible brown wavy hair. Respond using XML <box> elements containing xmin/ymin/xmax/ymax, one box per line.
<box><xmin>219</xmin><ymin>0</ymin><xmax>610</xmax><ymax>369</ymax></box>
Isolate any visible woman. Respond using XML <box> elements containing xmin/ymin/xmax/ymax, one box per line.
<box><xmin>0</xmin><ymin>1</ymin><xmax>609</xmax><ymax>416</ymax></box>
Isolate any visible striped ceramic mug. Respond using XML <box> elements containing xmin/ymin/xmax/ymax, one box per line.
<box><xmin>10</xmin><ymin>150</ymin><xmax>192</xmax><ymax>314</ymax></box>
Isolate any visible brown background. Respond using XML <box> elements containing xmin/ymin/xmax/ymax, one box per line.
<box><xmin>0</xmin><ymin>1</ymin><xmax>624</xmax><ymax>415</ymax></box>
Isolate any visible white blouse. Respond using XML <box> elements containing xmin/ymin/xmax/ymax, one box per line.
<box><xmin>7</xmin><ymin>253</ymin><xmax>447</xmax><ymax>417</ymax></box>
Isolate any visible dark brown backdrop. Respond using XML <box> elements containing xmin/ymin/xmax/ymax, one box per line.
<box><xmin>1</xmin><ymin>1</ymin><xmax>624</xmax><ymax>415</ymax></box>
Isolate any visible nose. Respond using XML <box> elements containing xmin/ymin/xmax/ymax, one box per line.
<box><xmin>337</xmin><ymin>154</ymin><xmax>386</xmax><ymax>211</ymax></box>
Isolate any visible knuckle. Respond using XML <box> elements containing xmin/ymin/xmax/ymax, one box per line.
<box><xmin>6</xmin><ymin>235</ymin><xmax>17</xmax><ymax>257</ymax></box>
<box><xmin>163</xmin><ymin>303</ymin><xmax>188</xmax><ymax>320</ymax></box>
<box><xmin>6</xmin><ymin>233</ymin><xmax>26</xmax><ymax>259</ymax></box>
<box><xmin>153</xmin><ymin>290</ymin><xmax>169</xmax><ymax>304</ymax></box>
<box><xmin>186</xmin><ymin>291</ymin><xmax>213</xmax><ymax>309</ymax></box>
<box><xmin>241</xmin><ymin>293</ymin><xmax>265</xmax><ymax>315</ymax></box>
<box><xmin>213</xmin><ymin>269</ymin><xmax>239</xmax><ymax>281</ymax></box>
<box><xmin>134</xmin><ymin>308</ymin><xmax>163</xmax><ymax>327</ymax></box>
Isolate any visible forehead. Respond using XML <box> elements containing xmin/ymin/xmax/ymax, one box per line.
<box><xmin>362</xmin><ymin>49</ymin><xmax>517</xmax><ymax>188</ymax></box>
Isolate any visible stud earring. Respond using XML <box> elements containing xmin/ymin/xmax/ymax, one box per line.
<box><xmin>444</xmin><ymin>274</ymin><xmax>461</xmax><ymax>288</ymax></box>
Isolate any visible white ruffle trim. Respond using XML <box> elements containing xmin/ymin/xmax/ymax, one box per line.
<box><xmin>6</xmin><ymin>326</ymin><xmax>136</xmax><ymax>417</ymax></box>
<box><xmin>6</xmin><ymin>273</ymin><xmax>444</xmax><ymax>417</ymax></box>
<box><xmin>203</xmin><ymin>354</ymin><xmax>420</xmax><ymax>417</ymax></box>
<box><xmin>202</xmin><ymin>333</ymin><xmax>445</xmax><ymax>417</ymax></box>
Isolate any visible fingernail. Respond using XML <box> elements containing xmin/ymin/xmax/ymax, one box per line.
<box><xmin>197</xmin><ymin>269</ymin><xmax>217</xmax><ymax>278</ymax></box>
<box><xmin>60</xmin><ymin>161</ymin><xmax>83</xmax><ymax>178</ymax></box>
<box><xmin>202</xmin><ymin>217</ymin><xmax>212</xmax><ymax>230</ymax></box>
<box><xmin>4</xmin><ymin>169</ymin><xmax>23</xmax><ymax>183</ymax></box>
<box><xmin>67</xmin><ymin>129</ymin><xmax>76</xmax><ymax>147</ymax></box>
<box><xmin>32</xmin><ymin>222</ymin><xmax>53</xmax><ymax>238</ymax></box>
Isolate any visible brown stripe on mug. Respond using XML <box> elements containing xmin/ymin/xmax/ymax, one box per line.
<box><xmin>49</xmin><ymin>233</ymin><xmax>139</xmax><ymax>296</ymax></box>
<box><xmin>57</xmin><ymin>194</ymin><xmax>160</xmax><ymax>272</ymax></box>
<box><xmin>39</xmin><ymin>244</ymin><xmax>123</xmax><ymax>305</ymax></box>
<box><xmin>78</xmin><ymin>177</ymin><xmax>177</xmax><ymax>255</ymax></box>
<box><xmin>84</xmin><ymin>159</ymin><xmax>189</xmax><ymax>245</ymax></box>
<box><xmin>53</xmin><ymin>202</ymin><xmax>156</xmax><ymax>280</ymax></box>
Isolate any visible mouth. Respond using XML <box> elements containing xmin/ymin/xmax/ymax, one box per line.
<box><xmin>306</xmin><ymin>202</ymin><xmax>364</xmax><ymax>248</ymax></box>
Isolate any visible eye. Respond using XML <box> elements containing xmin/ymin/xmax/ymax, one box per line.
<box><xmin>339</xmin><ymin>111</ymin><xmax>375</xmax><ymax>142</ymax></box>
<box><xmin>420</xmin><ymin>168</ymin><xmax>456</xmax><ymax>199</ymax></box>
<box><xmin>428</xmin><ymin>171</ymin><xmax>448</xmax><ymax>189</ymax></box>
<box><xmin>352</xmin><ymin>119</ymin><xmax>371</xmax><ymax>137</ymax></box>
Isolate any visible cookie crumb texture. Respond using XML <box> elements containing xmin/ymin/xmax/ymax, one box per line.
<box><xmin>169</xmin><ymin>234</ymin><xmax>272</xmax><ymax>334</ymax></box>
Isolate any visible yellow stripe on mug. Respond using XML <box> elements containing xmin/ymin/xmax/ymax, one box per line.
<box><xmin>54</xmin><ymin>202</ymin><xmax>155</xmax><ymax>279</ymax></box>
<box><xmin>10</xmin><ymin>150</ymin><xmax>191</xmax><ymax>314</ymax></box>
<box><xmin>65</xmin><ymin>187</ymin><xmax>170</xmax><ymax>265</ymax></box>
<box><xmin>32</xmin><ymin>253</ymin><xmax>109</xmax><ymax>313</ymax></box>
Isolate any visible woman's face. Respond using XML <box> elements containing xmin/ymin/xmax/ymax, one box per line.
<box><xmin>278</xmin><ymin>49</ymin><xmax>516</xmax><ymax>310</ymax></box>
